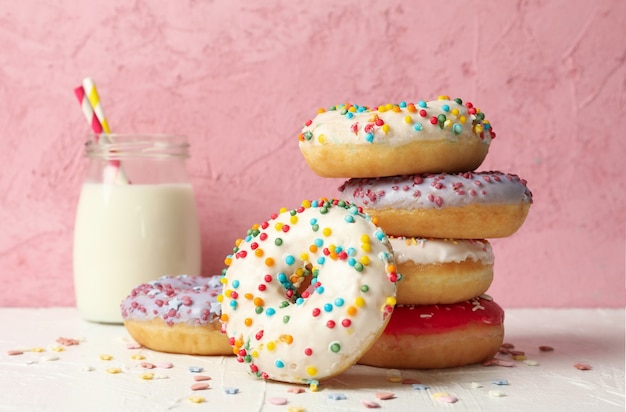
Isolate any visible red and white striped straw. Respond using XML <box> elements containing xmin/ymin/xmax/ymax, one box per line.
<box><xmin>74</xmin><ymin>80</ymin><xmax>129</xmax><ymax>184</ymax></box>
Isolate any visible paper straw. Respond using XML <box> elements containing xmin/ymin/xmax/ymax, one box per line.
<box><xmin>82</xmin><ymin>77</ymin><xmax>111</xmax><ymax>134</ymax></box>
<box><xmin>74</xmin><ymin>81</ymin><xmax>129</xmax><ymax>184</ymax></box>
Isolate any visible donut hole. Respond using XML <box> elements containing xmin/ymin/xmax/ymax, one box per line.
<box><xmin>281</xmin><ymin>263</ymin><xmax>318</xmax><ymax>304</ymax></box>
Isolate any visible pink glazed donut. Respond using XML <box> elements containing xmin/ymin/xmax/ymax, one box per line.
<box><xmin>339</xmin><ymin>171</ymin><xmax>533</xmax><ymax>239</ymax></box>
<box><xmin>121</xmin><ymin>275</ymin><xmax>232</xmax><ymax>355</ymax></box>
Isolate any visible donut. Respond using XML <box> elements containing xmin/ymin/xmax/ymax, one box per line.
<box><xmin>390</xmin><ymin>237</ymin><xmax>494</xmax><ymax>305</ymax></box>
<box><xmin>339</xmin><ymin>171</ymin><xmax>533</xmax><ymax>239</ymax></box>
<box><xmin>298</xmin><ymin>96</ymin><xmax>495</xmax><ymax>178</ymax></box>
<box><xmin>219</xmin><ymin>199</ymin><xmax>399</xmax><ymax>384</ymax></box>
<box><xmin>121</xmin><ymin>275</ymin><xmax>232</xmax><ymax>355</ymax></box>
<box><xmin>358</xmin><ymin>296</ymin><xmax>504</xmax><ymax>369</ymax></box>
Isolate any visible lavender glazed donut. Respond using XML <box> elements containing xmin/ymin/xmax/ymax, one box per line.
<box><xmin>390</xmin><ymin>237</ymin><xmax>494</xmax><ymax>305</ymax></box>
<box><xmin>339</xmin><ymin>171</ymin><xmax>533</xmax><ymax>239</ymax></box>
<box><xmin>359</xmin><ymin>296</ymin><xmax>504</xmax><ymax>369</ymax></box>
<box><xmin>121</xmin><ymin>275</ymin><xmax>232</xmax><ymax>355</ymax></box>
<box><xmin>298</xmin><ymin>96</ymin><xmax>495</xmax><ymax>178</ymax></box>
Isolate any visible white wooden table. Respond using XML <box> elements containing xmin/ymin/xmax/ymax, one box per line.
<box><xmin>0</xmin><ymin>308</ymin><xmax>623</xmax><ymax>411</ymax></box>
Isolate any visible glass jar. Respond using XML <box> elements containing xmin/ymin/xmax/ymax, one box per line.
<box><xmin>73</xmin><ymin>134</ymin><xmax>202</xmax><ymax>323</ymax></box>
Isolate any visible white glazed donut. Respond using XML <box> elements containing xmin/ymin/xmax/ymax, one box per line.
<box><xmin>390</xmin><ymin>237</ymin><xmax>494</xmax><ymax>305</ymax></box>
<box><xmin>339</xmin><ymin>171</ymin><xmax>533</xmax><ymax>239</ymax></box>
<box><xmin>219</xmin><ymin>199</ymin><xmax>399</xmax><ymax>384</ymax></box>
<box><xmin>121</xmin><ymin>275</ymin><xmax>232</xmax><ymax>355</ymax></box>
<box><xmin>298</xmin><ymin>96</ymin><xmax>495</xmax><ymax>178</ymax></box>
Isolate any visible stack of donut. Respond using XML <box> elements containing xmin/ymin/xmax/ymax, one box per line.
<box><xmin>299</xmin><ymin>96</ymin><xmax>533</xmax><ymax>369</ymax></box>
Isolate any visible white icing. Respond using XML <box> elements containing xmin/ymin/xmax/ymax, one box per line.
<box><xmin>299</xmin><ymin>98</ymin><xmax>493</xmax><ymax>147</ymax></box>
<box><xmin>389</xmin><ymin>237</ymin><xmax>494</xmax><ymax>265</ymax></box>
<box><xmin>339</xmin><ymin>172</ymin><xmax>532</xmax><ymax>210</ymax></box>
<box><xmin>220</xmin><ymin>200</ymin><xmax>398</xmax><ymax>384</ymax></box>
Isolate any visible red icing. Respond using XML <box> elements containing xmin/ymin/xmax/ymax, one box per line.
<box><xmin>383</xmin><ymin>297</ymin><xmax>504</xmax><ymax>336</ymax></box>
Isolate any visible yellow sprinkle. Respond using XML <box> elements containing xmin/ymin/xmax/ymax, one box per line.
<box><xmin>300</xmin><ymin>252</ymin><xmax>309</xmax><ymax>261</ymax></box>
<box><xmin>432</xmin><ymin>392</ymin><xmax>450</xmax><ymax>398</ymax></box>
<box><xmin>251</xmin><ymin>350</ymin><xmax>259</xmax><ymax>358</ymax></box>
<box><xmin>459</xmin><ymin>115</ymin><xmax>467</xmax><ymax>124</ymax></box>
<box><xmin>138</xmin><ymin>372</ymin><xmax>154</xmax><ymax>380</ymax></box>
<box><xmin>275</xmin><ymin>222</ymin><xmax>284</xmax><ymax>231</ymax></box>
<box><xmin>290</xmin><ymin>215</ymin><xmax>298</xmax><ymax>224</ymax></box>
<box><xmin>99</xmin><ymin>354</ymin><xmax>113</xmax><ymax>361</ymax></box>
<box><xmin>234</xmin><ymin>338</ymin><xmax>243</xmax><ymax>349</ymax></box>
<box><xmin>387</xmin><ymin>376</ymin><xmax>402</xmax><ymax>383</ymax></box>
<box><xmin>451</xmin><ymin>108</ymin><xmax>460</xmax><ymax>116</ymax></box>
<box><xmin>438</xmin><ymin>95</ymin><xmax>450</xmax><ymax>100</ymax></box>
<box><xmin>322</xmin><ymin>227</ymin><xmax>332</xmax><ymax>237</ymax></box>
<box><xmin>386</xmin><ymin>296</ymin><xmax>397</xmax><ymax>306</ymax></box>
<box><xmin>216</xmin><ymin>295</ymin><xmax>224</xmax><ymax>303</ymax></box>
<box><xmin>310</xmin><ymin>383</ymin><xmax>319</xmax><ymax>392</ymax></box>
<box><xmin>245</xmin><ymin>293</ymin><xmax>254</xmax><ymax>300</ymax></box>
<box><xmin>131</xmin><ymin>354</ymin><xmax>145</xmax><ymax>360</ymax></box>
<box><xmin>361</xmin><ymin>243</ymin><xmax>371</xmax><ymax>252</ymax></box>
<box><xmin>220</xmin><ymin>277</ymin><xmax>228</xmax><ymax>284</ymax></box>
<box><xmin>381</xmin><ymin>124</ymin><xmax>390</xmax><ymax>134</ymax></box>
<box><xmin>355</xmin><ymin>297</ymin><xmax>366</xmax><ymax>307</ymax></box>
<box><xmin>235</xmin><ymin>238</ymin><xmax>243</xmax><ymax>247</ymax></box>
<box><xmin>278</xmin><ymin>208</ymin><xmax>288</xmax><ymax>214</ymax></box>
<box><xmin>306</xmin><ymin>366</ymin><xmax>317</xmax><ymax>376</ymax></box>
<box><xmin>224</xmin><ymin>257</ymin><xmax>232</xmax><ymax>266</ymax></box>
<box><xmin>267</xmin><ymin>341</ymin><xmax>276</xmax><ymax>351</ymax></box>
<box><xmin>188</xmin><ymin>396</ymin><xmax>205</xmax><ymax>404</ymax></box>
<box><xmin>255</xmin><ymin>248</ymin><xmax>264</xmax><ymax>257</ymax></box>
<box><xmin>287</xmin><ymin>406</ymin><xmax>306</xmax><ymax>412</ymax></box>
<box><xmin>224</xmin><ymin>289</ymin><xmax>232</xmax><ymax>298</ymax></box>
<box><xmin>317</xmin><ymin>108</ymin><xmax>325</xmax><ymax>114</ymax></box>
<box><xmin>473</xmin><ymin>124</ymin><xmax>483</xmax><ymax>134</ymax></box>
<box><xmin>360</xmin><ymin>234</ymin><xmax>371</xmax><ymax>243</ymax></box>
<box><xmin>301</xmin><ymin>200</ymin><xmax>311</xmax><ymax>208</ymax></box>
<box><xmin>106</xmin><ymin>368</ymin><xmax>122</xmax><ymax>374</ymax></box>
<box><xmin>360</xmin><ymin>256</ymin><xmax>370</xmax><ymax>266</ymax></box>
<box><xmin>265</xmin><ymin>257</ymin><xmax>275</xmax><ymax>267</ymax></box>
<box><xmin>443</xmin><ymin>119</ymin><xmax>453</xmax><ymax>129</ymax></box>
<box><xmin>378</xmin><ymin>105</ymin><xmax>388</xmax><ymax>113</ymax></box>
<box><xmin>513</xmin><ymin>354</ymin><xmax>527</xmax><ymax>361</ymax></box>
<box><xmin>348</xmin><ymin>105</ymin><xmax>357</xmax><ymax>112</ymax></box>
<box><xmin>50</xmin><ymin>346</ymin><xmax>65</xmax><ymax>352</ymax></box>
<box><xmin>404</xmin><ymin>115</ymin><xmax>412</xmax><ymax>124</ymax></box>
<box><xmin>31</xmin><ymin>347</ymin><xmax>45</xmax><ymax>353</ymax></box>
<box><xmin>244</xmin><ymin>318</ymin><xmax>253</xmax><ymax>327</ymax></box>
<box><xmin>318</xmin><ymin>134</ymin><xmax>326</xmax><ymax>144</ymax></box>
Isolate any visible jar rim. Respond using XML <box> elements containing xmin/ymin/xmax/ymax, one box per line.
<box><xmin>85</xmin><ymin>134</ymin><xmax>190</xmax><ymax>158</ymax></box>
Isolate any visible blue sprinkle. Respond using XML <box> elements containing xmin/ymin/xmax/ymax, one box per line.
<box><xmin>418</xmin><ymin>100</ymin><xmax>427</xmax><ymax>108</ymax></box>
<box><xmin>412</xmin><ymin>384</ymin><xmax>429</xmax><ymax>390</ymax></box>
<box><xmin>328</xmin><ymin>393</ymin><xmax>347</xmax><ymax>401</ymax></box>
<box><xmin>317</xmin><ymin>256</ymin><xmax>326</xmax><ymax>265</ymax></box>
<box><xmin>310</xmin><ymin>218</ymin><xmax>318</xmax><ymax>225</ymax></box>
<box><xmin>311</xmin><ymin>200</ymin><xmax>319</xmax><ymax>208</ymax></box>
<box><xmin>229</xmin><ymin>300</ymin><xmax>237</xmax><ymax>308</ymax></box>
<box><xmin>375</xmin><ymin>229</ymin><xmax>385</xmax><ymax>241</ymax></box>
<box><xmin>346</xmin><ymin>112</ymin><xmax>354</xmax><ymax>119</ymax></box>
<box><xmin>452</xmin><ymin>123</ymin><xmax>463</xmax><ymax>135</ymax></box>
<box><xmin>296</xmin><ymin>297</ymin><xmax>305</xmax><ymax>305</ymax></box>
<box><xmin>347</xmin><ymin>247</ymin><xmax>356</xmax><ymax>256</ymax></box>
<box><xmin>365</xmin><ymin>133</ymin><xmax>374</xmax><ymax>143</ymax></box>
<box><xmin>344</xmin><ymin>215</ymin><xmax>355</xmax><ymax>223</ymax></box>
<box><xmin>232</xmin><ymin>280</ymin><xmax>240</xmax><ymax>289</ymax></box>
<box><xmin>323</xmin><ymin>303</ymin><xmax>333</xmax><ymax>312</ymax></box>
<box><xmin>316</xmin><ymin>286</ymin><xmax>325</xmax><ymax>294</ymax></box>
<box><xmin>399</xmin><ymin>101</ymin><xmax>407</xmax><ymax>108</ymax></box>
<box><xmin>442</xmin><ymin>104</ymin><xmax>450</xmax><ymax>112</ymax></box>
<box><xmin>265</xmin><ymin>308</ymin><xmax>276</xmax><ymax>316</ymax></box>
<box><xmin>275</xmin><ymin>360</ymin><xmax>285</xmax><ymax>368</ymax></box>
<box><xmin>277</xmin><ymin>273</ymin><xmax>288</xmax><ymax>283</ymax></box>
<box><xmin>188</xmin><ymin>366</ymin><xmax>204</xmax><ymax>373</ymax></box>
<box><xmin>413</xmin><ymin>122</ymin><xmax>423</xmax><ymax>132</ymax></box>
<box><xmin>285</xmin><ymin>255</ymin><xmax>295</xmax><ymax>265</ymax></box>
<box><xmin>484</xmin><ymin>123</ymin><xmax>491</xmax><ymax>130</ymax></box>
<box><xmin>314</xmin><ymin>238</ymin><xmax>323</xmax><ymax>247</ymax></box>
<box><xmin>334</xmin><ymin>298</ymin><xmax>344</xmax><ymax>307</ymax></box>
<box><xmin>347</xmin><ymin>257</ymin><xmax>356</xmax><ymax>267</ymax></box>
<box><xmin>224</xmin><ymin>387</ymin><xmax>239</xmax><ymax>395</ymax></box>
<box><xmin>492</xmin><ymin>379</ymin><xmax>509</xmax><ymax>386</ymax></box>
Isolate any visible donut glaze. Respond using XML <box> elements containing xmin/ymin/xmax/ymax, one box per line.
<box><xmin>298</xmin><ymin>97</ymin><xmax>495</xmax><ymax>178</ymax></box>
<box><xmin>358</xmin><ymin>296</ymin><xmax>505</xmax><ymax>369</ymax></box>
<box><xmin>220</xmin><ymin>199</ymin><xmax>398</xmax><ymax>384</ymax></box>
<box><xmin>390</xmin><ymin>237</ymin><xmax>494</xmax><ymax>305</ymax></box>
<box><xmin>339</xmin><ymin>171</ymin><xmax>533</xmax><ymax>238</ymax></box>
<box><xmin>121</xmin><ymin>275</ymin><xmax>232</xmax><ymax>355</ymax></box>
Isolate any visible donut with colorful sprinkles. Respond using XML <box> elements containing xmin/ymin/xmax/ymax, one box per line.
<box><xmin>298</xmin><ymin>96</ymin><xmax>495</xmax><ymax>178</ymax></box>
<box><xmin>339</xmin><ymin>171</ymin><xmax>533</xmax><ymax>239</ymax></box>
<box><xmin>358</xmin><ymin>295</ymin><xmax>504</xmax><ymax>369</ymax></box>
<box><xmin>121</xmin><ymin>275</ymin><xmax>232</xmax><ymax>355</ymax></box>
<box><xmin>219</xmin><ymin>199</ymin><xmax>399</xmax><ymax>384</ymax></box>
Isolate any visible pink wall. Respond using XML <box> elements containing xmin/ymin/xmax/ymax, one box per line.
<box><xmin>0</xmin><ymin>1</ymin><xmax>624</xmax><ymax>308</ymax></box>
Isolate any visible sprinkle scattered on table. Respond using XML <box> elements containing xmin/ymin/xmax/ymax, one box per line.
<box><xmin>412</xmin><ymin>384</ymin><xmax>429</xmax><ymax>390</ymax></box>
<box><xmin>267</xmin><ymin>397</ymin><xmax>288</xmax><ymax>405</ymax></box>
<box><xmin>574</xmin><ymin>363</ymin><xmax>592</xmax><ymax>370</ymax></box>
<box><xmin>56</xmin><ymin>337</ymin><xmax>80</xmax><ymax>346</ymax></box>
<box><xmin>224</xmin><ymin>387</ymin><xmax>239</xmax><ymax>394</ymax></box>
<box><xmin>328</xmin><ymin>393</ymin><xmax>347</xmax><ymax>400</ymax></box>
<box><xmin>188</xmin><ymin>396</ymin><xmax>205</xmax><ymax>404</ymax></box>
<box><xmin>193</xmin><ymin>375</ymin><xmax>211</xmax><ymax>382</ymax></box>
<box><xmin>375</xmin><ymin>391</ymin><xmax>395</xmax><ymax>400</ymax></box>
<box><xmin>432</xmin><ymin>392</ymin><xmax>458</xmax><ymax>404</ymax></box>
<box><xmin>188</xmin><ymin>366</ymin><xmax>203</xmax><ymax>373</ymax></box>
<box><xmin>99</xmin><ymin>354</ymin><xmax>113</xmax><ymax>361</ymax></box>
<box><xmin>362</xmin><ymin>400</ymin><xmax>381</xmax><ymax>408</ymax></box>
<box><xmin>492</xmin><ymin>379</ymin><xmax>509</xmax><ymax>386</ymax></box>
<box><xmin>7</xmin><ymin>350</ymin><xmax>23</xmax><ymax>356</ymax></box>
<box><xmin>489</xmin><ymin>390</ymin><xmax>507</xmax><ymax>397</ymax></box>
<box><xmin>287</xmin><ymin>387</ymin><xmax>305</xmax><ymax>394</ymax></box>
<box><xmin>539</xmin><ymin>345</ymin><xmax>554</xmax><ymax>352</ymax></box>
<box><xmin>190</xmin><ymin>382</ymin><xmax>210</xmax><ymax>391</ymax></box>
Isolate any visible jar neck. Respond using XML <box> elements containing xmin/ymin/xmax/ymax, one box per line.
<box><xmin>85</xmin><ymin>134</ymin><xmax>190</xmax><ymax>159</ymax></box>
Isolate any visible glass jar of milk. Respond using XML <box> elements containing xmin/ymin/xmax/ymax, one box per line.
<box><xmin>73</xmin><ymin>134</ymin><xmax>202</xmax><ymax>323</ymax></box>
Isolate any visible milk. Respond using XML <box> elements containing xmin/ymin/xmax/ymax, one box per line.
<box><xmin>73</xmin><ymin>183</ymin><xmax>201</xmax><ymax>323</ymax></box>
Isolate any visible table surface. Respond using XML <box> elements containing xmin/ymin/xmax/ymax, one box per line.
<box><xmin>0</xmin><ymin>308</ymin><xmax>623</xmax><ymax>412</ymax></box>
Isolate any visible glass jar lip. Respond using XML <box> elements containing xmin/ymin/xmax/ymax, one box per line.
<box><xmin>85</xmin><ymin>133</ymin><xmax>190</xmax><ymax>158</ymax></box>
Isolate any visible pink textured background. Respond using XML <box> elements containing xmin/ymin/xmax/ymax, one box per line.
<box><xmin>0</xmin><ymin>1</ymin><xmax>624</xmax><ymax>308</ymax></box>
